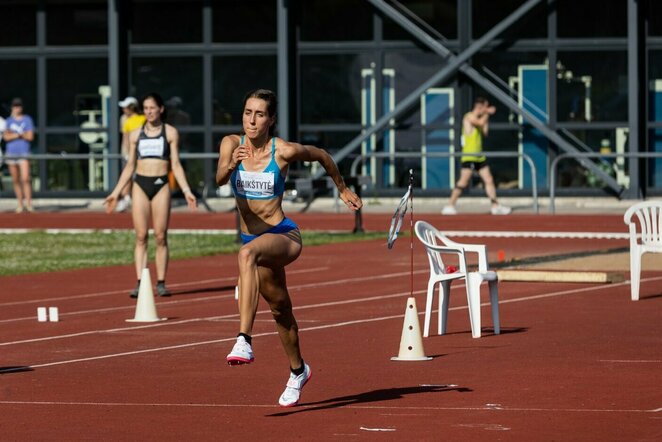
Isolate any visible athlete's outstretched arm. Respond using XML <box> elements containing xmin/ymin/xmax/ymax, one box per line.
<box><xmin>280</xmin><ymin>141</ymin><xmax>362</xmax><ymax>211</ymax></box>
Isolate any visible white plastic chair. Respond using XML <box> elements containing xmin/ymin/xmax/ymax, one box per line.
<box><xmin>415</xmin><ymin>220</ymin><xmax>500</xmax><ymax>338</ymax></box>
<box><xmin>624</xmin><ymin>200</ymin><xmax>662</xmax><ymax>301</ymax></box>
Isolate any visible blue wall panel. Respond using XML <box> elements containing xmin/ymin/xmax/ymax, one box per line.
<box><xmin>520</xmin><ymin>66</ymin><xmax>548</xmax><ymax>189</ymax></box>
<box><xmin>422</xmin><ymin>90</ymin><xmax>453</xmax><ymax>189</ymax></box>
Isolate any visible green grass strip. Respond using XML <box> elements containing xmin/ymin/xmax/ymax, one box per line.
<box><xmin>0</xmin><ymin>230</ymin><xmax>386</xmax><ymax>276</ymax></box>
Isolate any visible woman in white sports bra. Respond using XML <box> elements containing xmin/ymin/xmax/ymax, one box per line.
<box><xmin>105</xmin><ymin>92</ymin><xmax>197</xmax><ymax>298</ymax></box>
<box><xmin>216</xmin><ymin>89</ymin><xmax>362</xmax><ymax>407</ymax></box>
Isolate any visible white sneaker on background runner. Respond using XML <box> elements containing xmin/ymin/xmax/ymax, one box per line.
<box><xmin>441</xmin><ymin>205</ymin><xmax>458</xmax><ymax>215</ymax></box>
<box><xmin>490</xmin><ymin>204</ymin><xmax>512</xmax><ymax>215</ymax></box>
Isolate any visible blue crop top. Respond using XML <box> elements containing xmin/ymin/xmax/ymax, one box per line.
<box><xmin>231</xmin><ymin>136</ymin><xmax>286</xmax><ymax>200</ymax></box>
<box><xmin>137</xmin><ymin>124</ymin><xmax>171</xmax><ymax>160</ymax></box>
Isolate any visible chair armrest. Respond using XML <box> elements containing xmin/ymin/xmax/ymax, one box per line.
<box><xmin>624</xmin><ymin>208</ymin><xmax>635</xmax><ymax>225</ymax></box>
<box><xmin>432</xmin><ymin>232</ymin><xmax>490</xmax><ymax>272</ymax></box>
<box><xmin>421</xmin><ymin>243</ymin><xmax>469</xmax><ymax>273</ymax></box>
<box><xmin>423</xmin><ymin>244</ymin><xmax>466</xmax><ymax>255</ymax></box>
<box><xmin>459</xmin><ymin>244</ymin><xmax>489</xmax><ymax>273</ymax></box>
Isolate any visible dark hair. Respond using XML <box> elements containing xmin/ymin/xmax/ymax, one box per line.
<box><xmin>474</xmin><ymin>96</ymin><xmax>489</xmax><ymax>106</ymax></box>
<box><xmin>127</xmin><ymin>103</ymin><xmax>140</xmax><ymax>113</ymax></box>
<box><xmin>142</xmin><ymin>92</ymin><xmax>167</xmax><ymax>121</ymax></box>
<box><xmin>243</xmin><ymin>89</ymin><xmax>277</xmax><ymax>136</ymax></box>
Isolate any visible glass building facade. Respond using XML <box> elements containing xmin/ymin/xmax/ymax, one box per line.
<box><xmin>0</xmin><ymin>0</ymin><xmax>660</xmax><ymax>198</ymax></box>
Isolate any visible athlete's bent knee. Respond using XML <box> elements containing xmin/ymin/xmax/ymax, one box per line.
<box><xmin>271</xmin><ymin>300</ymin><xmax>296</xmax><ymax>327</ymax></box>
<box><xmin>270</xmin><ymin>300</ymin><xmax>293</xmax><ymax>319</ymax></box>
<box><xmin>237</xmin><ymin>246</ymin><xmax>258</xmax><ymax>269</ymax></box>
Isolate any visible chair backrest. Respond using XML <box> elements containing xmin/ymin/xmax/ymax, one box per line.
<box><xmin>415</xmin><ymin>220</ymin><xmax>456</xmax><ymax>275</ymax></box>
<box><xmin>624</xmin><ymin>201</ymin><xmax>662</xmax><ymax>246</ymax></box>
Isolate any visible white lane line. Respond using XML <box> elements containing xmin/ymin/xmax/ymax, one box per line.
<box><xmin>0</xmin><ymin>267</ymin><xmax>424</xmax><ymax>324</ymax></box>
<box><xmin>0</xmin><ymin>315</ymin><xmax>235</xmax><ymax>347</ymax></box>
<box><xmin>4</xmin><ymin>273</ymin><xmax>662</xmax><ymax>347</ymax></box>
<box><xmin>288</xmin><ymin>269</ymin><xmax>427</xmax><ymax>290</ymax></box>
<box><xmin>0</xmin><ymin>228</ymin><xmax>237</xmax><ymax>235</ymax></box>
<box><xmin>0</xmin><ymin>288</ymin><xmax>428</xmax><ymax>347</ymax></box>
<box><xmin>11</xmin><ymin>260</ymin><xmax>621</xmax><ymax>324</ymax></box>
<box><xmin>9</xmin><ymin>268</ymin><xmax>587</xmax><ymax>346</ymax></box>
<box><xmin>0</xmin><ymin>293</ymin><xmax>235</xmax><ymax>325</ymax></box>
<box><xmin>0</xmin><ymin>279</ymin><xmax>640</xmax><ymax>370</ymax></box>
<box><xmin>444</xmin><ymin>231</ymin><xmax>630</xmax><ymax>240</ymax></box>
<box><xmin>0</xmin><ymin>266</ymin><xmax>329</xmax><ymax>308</ymax></box>
<box><xmin>0</xmin><ymin>228</ymin><xmax>631</xmax><ymax>239</ymax></box>
<box><xmin>0</xmin><ymin>400</ymin><xmax>658</xmax><ymax>414</ymax></box>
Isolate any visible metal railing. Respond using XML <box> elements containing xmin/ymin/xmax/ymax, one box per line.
<box><xmin>549</xmin><ymin>152</ymin><xmax>662</xmax><ymax>214</ymax></box>
<box><xmin>3</xmin><ymin>150</ymin><xmax>542</xmax><ymax>214</ymax></box>
<box><xmin>1</xmin><ymin>151</ymin><xmax>219</xmax><ymax>161</ymax></box>
<box><xmin>0</xmin><ymin>152</ymin><xmax>222</xmax><ymax>210</ymax></box>
<box><xmin>350</xmin><ymin>151</ymin><xmax>539</xmax><ymax>213</ymax></box>
<box><xmin>1</xmin><ymin>151</ymin><xmax>219</xmax><ymax>187</ymax></box>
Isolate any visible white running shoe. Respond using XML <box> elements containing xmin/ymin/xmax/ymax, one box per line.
<box><xmin>226</xmin><ymin>336</ymin><xmax>254</xmax><ymax>365</ymax></box>
<box><xmin>441</xmin><ymin>205</ymin><xmax>458</xmax><ymax>215</ymax></box>
<box><xmin>116</xmin><ymin>196</ymin><xmax>130</xmax><ymax>213</ymax></box>
<box><xmin>490</xmin><ymin>204</ymin><xmax>512</xmax><ymax>215</ymax></box>
<box><xmin>278</xmin><ymin>362</ymin><xmax>312</xmax><ymax>407</ymax></box>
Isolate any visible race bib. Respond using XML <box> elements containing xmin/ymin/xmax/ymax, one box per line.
<box><xmin>234</xmin><ymin>170</ymin><xmax>275</xmax><ymax>198</ymax></box>
<box><xmin>138</xmin><ymin>138</ymin><xmax>165</xmax><ymax>157</ymax></box>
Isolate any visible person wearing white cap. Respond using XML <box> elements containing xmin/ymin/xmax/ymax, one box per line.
<box><xmin>116</xmin><ymin>96</ymin><xmax>145</xmax><ymax>212</ymax></box>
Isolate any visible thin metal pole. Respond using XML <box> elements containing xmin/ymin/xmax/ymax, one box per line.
<box><xmin>277</xmin><ymin>0</ymin><xmax>290</xmax><ymax>140</ymax></box>
<box><xmin>625</xmin><ymin>0</ymin><xmax>643</xmax><ymax>199</ymax></box>
<box><xmin>107</xmin><ymin>0</ymin><xmax>120</xmax><ymax>183</ymax></box>
<box><xmin>409</xmin><ymin>169</ymin><xmax>414</xmax><ymax>298</ymax></box>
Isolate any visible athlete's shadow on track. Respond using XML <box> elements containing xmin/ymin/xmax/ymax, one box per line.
<box><xmin>0</xmin><ymin>366</ymin><xmax>34</xmax><ymax>374</ymax></box>
<box><xmin>433</xmin><ymin>326</ymin><xmax>528</xmax><ymax>337</ymax></box>
<box><xmin>267</xmin><ymin>384</ymin><xmax>471</xmax><ymax>417</ymax></box>
<box><xmin>170</xmin><ymin>285</ymin><xmax>236</xmax><ymax>296</ymax></box>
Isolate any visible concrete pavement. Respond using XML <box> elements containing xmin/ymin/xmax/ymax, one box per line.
<box><xmin>0</xmin><ymin>195</ymin><xmax>654</xmax><ymax>215</ymax></box>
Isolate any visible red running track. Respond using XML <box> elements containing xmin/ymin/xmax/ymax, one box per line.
<box><xmin>0</xmin><ymin>212</ymin><xmax>660</xmax><ymax>440</ymax></box>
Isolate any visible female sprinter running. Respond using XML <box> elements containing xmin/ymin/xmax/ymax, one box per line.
<box><xmin>216</xmin><ymin>89</ymin><xmax>362</xmax><ymax>407</ymax></box>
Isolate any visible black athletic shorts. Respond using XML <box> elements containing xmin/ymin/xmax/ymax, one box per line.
<box><xmin>460</xmin><ymin>160</ymin><xmax>488</xmax><ymax>171</ymax></box>
<box><xmin>134</xmin><ymin>174</ymin><xmax>169</xmax><ymax>200</ymax></box>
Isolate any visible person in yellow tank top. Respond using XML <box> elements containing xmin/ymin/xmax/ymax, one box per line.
<box><xmin>442</xmin><ymin>97</ymin><xmax>511</xmax><ymax>215</ymax></box>
<box><xmin>116</xmin><ymin>97</ymin><xmax>147</xmax><ymax>212</ymax></box>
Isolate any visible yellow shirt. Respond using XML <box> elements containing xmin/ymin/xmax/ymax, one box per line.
<box><xmin>461</xmin><ymin>113</ymin><xmax>486</xmax><ymax>163</ymax></box>
<box><xmin>122</xmin><ymin>114</ymin><xmax>146</xmax><ymax>134</ymax></box>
